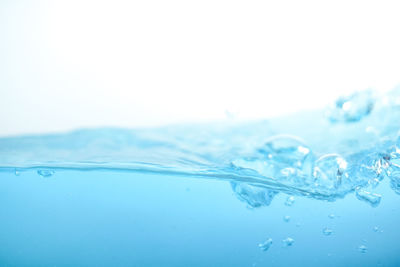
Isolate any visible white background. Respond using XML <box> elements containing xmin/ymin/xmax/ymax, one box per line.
<box><xmin>1</xmin><ymin>0</ymin><xmax>400</xmax><ymax>136</ymax></box>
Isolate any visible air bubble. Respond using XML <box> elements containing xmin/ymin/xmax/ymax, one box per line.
<box><xmin>231</xmin><ymin>182</ymin><xmax>277</xmax><ymax>208</ymax></box>
<box><xmin>355</xmin><ymin>188</ymin><xmax>382</xmax><ymax>207</ymax></box>
<box><xmin>358</xmin><ymin>245</ymin><xmax>368</xmax><ymax>253</ymax></box>
<box><xmin>313</xmin><ymin>154</ymin><xmax>348</xmax><ymax>191</ymax></box>
<box><xmin>282</xmin><ymin>237</ymin><xmax>294</xmax><ymax>247</ymax></box>
<box><xmin>322</xmin><ymin>227</ymin><xmax>333</xmax><ymax>236</ymax></box>
<box><xmin>258</xmin><ymin>238</ymin><xmax>273</xmax><ymax>252</ymax></box>
<box><xmin>285</xmin><ymin>196</ymin><xmax>295</xmax><ymax>206</ymax></box>
<box><xmin>283</xmin><ymin>215</ymin><xmax>291</xmax><ymax>222</ymax></box>
<box><xmin>37</xmin><ymin>170</ymin><xmax>55</xmax><ymax>178</ymax></box>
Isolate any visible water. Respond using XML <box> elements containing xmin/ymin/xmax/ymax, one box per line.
<box><xmin>0</xmin><ymin>88</ymin><xmax>400</xmax><ymax>266</ymax></box>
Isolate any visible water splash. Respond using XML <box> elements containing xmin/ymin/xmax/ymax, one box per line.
<box><xmin>328</xmin><ymin>90</ymin><xmax>374</xmax><ymax>123</ymax></box>
<box><xmin>1</xmin><ymin>88</ymin><xmax>400</xmax><ymax>208</ymax></box>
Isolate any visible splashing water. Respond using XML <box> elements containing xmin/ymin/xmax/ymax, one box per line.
<box><xmin>0</xmin><ymin>88</ymin><xmax>400</xmax><ymax>209</ymax></box>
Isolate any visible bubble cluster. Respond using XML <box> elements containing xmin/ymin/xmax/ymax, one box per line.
<box><xmin>231</xmin><ymin>129</ymin><xmax>400</xmax><ymax>208</ymax></box>
<box><xmin>232</xmin><ymin>135</ymin><xmax>314</xmax><ymax>186</ymax></box>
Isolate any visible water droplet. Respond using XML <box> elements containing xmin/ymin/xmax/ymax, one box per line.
<box><xmin>37</xmin><ymin>170</ymin><xmax>55</xmax><ymax>178</ymax></box>
<box><xmin>313</xmin><ymin>154</ymin><xmax>348</xmax><ymax>191</ymax></box>
<box><xmin>283</xmin><ymin>215</ymin><xmax>291</xmax><ymax>222</ymax></box>
<box><xmin>258</xmin><ymin>238</ymin><xmax>273</xmax><ymax>252</ymax></box>
<box><xmin>328</xmin><ymin>90</ymin><xmax>374</xmax><ymax>123</ymax></box>
<box><xmin>358</xmin><ymin>245</ymin><xmax>368</xmax><ymax>253</ymax></box>
<box><xmin>373</xmin><ymin>226</ymin><xmax>379</xmax><ymax>232</ymax></box>
<box><xmin>328</xmin><ymin>214</ymin><xmax>335</xmax><ymax>219</ymax></box>
<box><xmin>355</xmin><ymin>188</ymin><xmax>382</xmax><ymax>207</ymax></box>
<box><xmin>282</xmin><ymin>237</ymin><xmax>294</xmax><ymax>247</ymax></box>
<box><xmin>322</xmin><ymin>227</ymin><xmax>333</xmax><ymax>236</ymax></box>
<box><xmin>285</xmin><ymin>196</ymin><xmax>295</xmax><ymax>206</ymax></box>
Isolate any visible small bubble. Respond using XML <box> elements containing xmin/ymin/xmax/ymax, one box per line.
<box><xmin>322</xmin><ymin>227</ymin><xmax>333</xmax><ymax>236</ymax></box>
<box><xmin>14</xmin><ymin>169</ymin><xmax>21</xmax><ymax>176</ymax></box>
<box><xmin>282</xmin><ymin>237</ymin><xmax>294</xmax><ymax>247</ymax></box>
<box><xmin>328</xmin><ymin>214</ymin><xmax>335</xmax><ymax>219</ymax></box>
<box><xmin>358</xmin><ymin>245</ymin><xmax>368</xmax><ymax>253</ymax></box>
<box><xmin>285</xmin><ymin>196</ymin><xmax>295</xmax><ymax>206</ymax></box>
<box><xmin>258</xmin><ymin>238</ymin><xmax>273</xmax><ymax>252</ymax></box>
<box><xmin>283</xmin><ymin>215</ymin><xmax>291</xmax><ymax>222</ymax></box>
<box><xmin>373</xmin><ymin>226</ymin><xmax>379</xmax><ymax>232</ymax></box>
<box><xmin>37</xmin><ymin>170</ymin><xmax>55</xmax><ymax>178</ymax></box>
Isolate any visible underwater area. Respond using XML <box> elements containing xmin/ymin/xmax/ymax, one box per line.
<box><xmin>1</xmin><ymin>89</ymin><xmax>400</xmax><ymax>266</ymax></box>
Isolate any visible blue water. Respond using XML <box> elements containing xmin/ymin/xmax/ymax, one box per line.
<box><xmin>0</xmin><ymin>89</ymin><xmax>400</xmax><ymax>266</ymax></box>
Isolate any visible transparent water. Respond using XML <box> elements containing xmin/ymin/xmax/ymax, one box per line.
<box><xmin>0</xmin><ymin>89</ymin><xmax>400</xmax><ymax>266</ymax></box>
